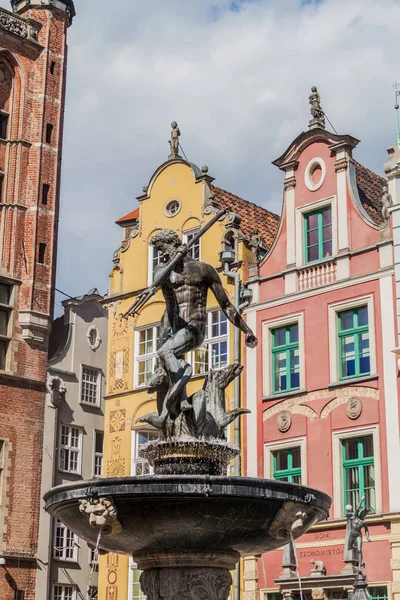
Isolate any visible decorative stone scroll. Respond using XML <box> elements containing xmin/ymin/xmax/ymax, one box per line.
<box><xmin>0</xmin><ymin>8</ymin><xmax>41</xmax><ymax>42</ymax></box>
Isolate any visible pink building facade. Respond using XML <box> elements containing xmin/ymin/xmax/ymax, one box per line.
<box><xmin>244</xmin><ymin>106</ymin><xmax>400</xmax><ymax>599</ymax></box>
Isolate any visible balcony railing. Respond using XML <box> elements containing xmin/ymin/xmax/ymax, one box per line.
<box><xmin>298</xmin><ymin>259</ymin><xmax>337</xmax><ymax>291</ymax></box>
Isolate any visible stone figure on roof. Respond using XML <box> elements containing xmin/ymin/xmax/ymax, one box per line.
<box><xmin>309</xmin><ymin>86</ymin><xmax>325</xmax><ymax>128</ymax></box>
<box><xmin>169</xmin><ymin>121</ymin><xmax>180</xmax><ymax>157</ymax></box>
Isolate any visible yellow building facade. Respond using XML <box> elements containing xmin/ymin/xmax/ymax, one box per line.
<box><xmin>99</xmin><ymin>147</ymin><xmax>279</xmax><ymax>600</ymax></box>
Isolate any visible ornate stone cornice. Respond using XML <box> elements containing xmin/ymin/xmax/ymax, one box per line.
<box><xmin>284</xmin><ymin>176</ymin><xmax>297</xmax><ymax>191</ymax></box>
<box><xmin>0</xmin><ymin>7</ymin><xmax>41</xmax><ymax>43</ymax></box>
<box><xmin>334</xmin><ymin>158</ymin><xmax>348</xmax><ymax>173</ymax></box>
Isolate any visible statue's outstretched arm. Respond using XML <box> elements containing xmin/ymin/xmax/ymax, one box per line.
<box><xmin>208</xmin><ymin>266</ymin><xmax>257</xmax><ymax>348</ymax></box>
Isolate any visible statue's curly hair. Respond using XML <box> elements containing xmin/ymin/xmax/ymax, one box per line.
<box><xmin>150</xmin><ymin>229</ymin><xmax>181</xmax><ymax>247</ymax></box>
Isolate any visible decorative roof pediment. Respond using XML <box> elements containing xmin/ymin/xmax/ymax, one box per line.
<box><xmin>272</xmin><ymin>128</ymin><xmax>360</xmax><ymax>171</ymax></box>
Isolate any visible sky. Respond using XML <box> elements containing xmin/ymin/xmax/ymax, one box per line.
<box><xmin>2</xmin><ymin>0</ymin><xmax>400</xmax><ymax>309</ymax></box>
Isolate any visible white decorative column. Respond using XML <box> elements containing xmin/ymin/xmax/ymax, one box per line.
<box><xmin>243</xmin><ymin>555</ymin><xmax>259</xmax><ymax>600</ymax></box>
<box><xmin>384</xmin><ymin>145</ymin><xmax>400</xmax><ymax>341</ymax></box>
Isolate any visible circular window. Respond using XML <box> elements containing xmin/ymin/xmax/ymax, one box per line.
<box><xmin>304</xmin><ymin>157</ymin><xmax>326</xmax><ymax>191</ymax></box>
<box><xmin>86</xmin><ymin>326</ymin><xmax>101</xmax><ymax>350</ymax></box>
<box><xmin>165</xmin><ymin>199</ymin><xmax>181</xmax><ymax>217</ymax></box>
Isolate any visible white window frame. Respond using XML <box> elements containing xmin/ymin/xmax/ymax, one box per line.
<box><xmin>0</xmin><ymin>280</ymin><xmax>15</xmax><ymax>372</ymax></box>
<box><xmin>79</xmin><ymin>364</ymin><xmax>102</xmax><ymax>407</ymax></box>
<box><xmin>328</xmin><ymin>295</ymin><xmax>376</xmax><ymax>384</ymax></box>
<box><xmin>128</xmin><ymin>558</ymin><xmax>146</xmax><ymax>600</ymax></box>
<box><xmin>332</xmin><ymin>425</ymin><xmax>381</xmax><ymax>518</ymax></box>
<box><xmin>53</xmin><ymin>584</ymin><xmax>77</xmax><ymax>600</ymax></box>
<box><xmin>295</xmin><ymin>195</ymin><xmax>337</xmax><ymax>267</ymax></box>
<box><xmin>147</xmin><ymin>243</ymin><xmax>164</xmax><ymax>286</ymax></box>
<box><xmin>134</xmin><ymin>323</ymin><xmax>160</xmax><ymax>389</ymax></box>
<box><xmin>191</xmin><ymin>309</ymin><xmax>229</xmax><ymax>375</ymax></box>
<box><xmin>89</xmin><ymin>545</ymin><xmax>99</xmax><ymax>567</ymax></box>
<box><xmin>58</xmin><ymin>424</ymin><xmax>83</xmax><ymax>475</ymax></box>
<box><xmin>262</xmin><ymin>312</ymin><xmax>305</xmax><ymax>398</ymax></box>
<box><xmin>131</xmin><ymin>428</ymin><xmax>159</xmax><ymax>476</ymax></box>
<box><xmin>93</xmin><ymin>430</ymin><xmax>104</xmax><ymax>478</ymax></box>
<box><xmin>53</xmin><ymin>520</ymin><xmax>79</xmax><ymax>562</ymax></box>
<box><xmin>264</xmin><ymin>437</ymin><xmax>307</xmax><ymax>485</ymax></box>
<box><xmin>183</xmin><ymin>227</ymin><xmax>201</xmax><ymax>261</ymax></box>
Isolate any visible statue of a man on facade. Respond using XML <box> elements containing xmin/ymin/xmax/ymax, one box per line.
<box><xmin>381</xmin><ymin>185</ymin><xmax>393</xmax><ymax>224</ymax></box>
<box><xmin>347</xmin><ymin>497</ymin><xmax>372</xmax><ymax>572</ymax></box>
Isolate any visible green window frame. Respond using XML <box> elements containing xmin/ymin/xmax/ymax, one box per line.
<box><xmin>369</xmin><ymin>588</ymin><xmax>387</xmax><ymax>600</ymax></box>
<box><xmin>271</xmin><ymin>324</ymin><xmax>300</xmax><ymax>394</ymax></box>
<box><xmin>273</xmin><ymin>447</ymin><xmax>301</xmax><ymax>484</ymax></box>
<box><xmin>304</xmin><ymin>206</ymin><xmax>332</xmax><ymax>263</ymax></box>
<box><xmin>338</xmin><ymin>306</ymin><xmax>370</xmax><ymax>380</ymax></box>
<box><xmin>342</xmin><ymin>436</ymin><xmax>375</xmax><ymax>513</ymax></box>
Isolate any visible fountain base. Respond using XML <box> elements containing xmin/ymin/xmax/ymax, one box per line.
<box><xmin>140</xmin><ymin>438</ymin><xmax>239</xmax><ymax>475</ymax></box>
<box><xmin>140</xmin><ymin>566</ymin><xmax>232</xmax><ymax>600</ymax></box>
<box><xmin>137</xmin><ymin>551</ymin><xmax>238</xmax><ymax>600</ymax></box>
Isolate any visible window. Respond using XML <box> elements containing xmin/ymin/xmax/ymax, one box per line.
<box><xmin>0</xmin><ymin>439</ymin><xmax>5</xmax><ymax>501</ymax></box>
<box><xmin>129</xmin><ymin>561</ymin><xmax>147</xmax><ymax>600</ymax></box>
<box><xmin>50</xmin><ymin>61</ymin><xmax>56</xmax><ymax>75</ymax></box>
<box><xmin>0</xmin><ymin>172</ymin><xmax>4</xmax><ymax>202</ymax></box>
<box><xmin>304</xmin><ymin>206</ymin><xmax>332</xmax><ymax>263</ymax></box>
<box><xmin>59</xmin><ymin>425</ymin><xmax>82</xmax><ymax>474</ymax></box>
<box><xmin>271</xmin><ymin>324</ymin><xmax>299</xmax><ymax>393</ymax></box>
<box><xmin>89</xmin><ymin>546</ymin><xmax>99</xmax><ymax>567</ymax></box>
<box><xmin>369</xmin><ymin>588</ymin><xmax>387</xmax><ymax>600</ymax></box>
<box><xmin>131</xmin><ymin>430</ymin><xmax>159</xmax><ymax>476</ymax></box>
<box><xmin>338</xmin><ymin>306</ymin><xmax>370</xmax><ymax>380</ymax></box>
<box><xmin>88</xmin><ymin>587</ymin><xmax>98</xmax><ymax>600</ymax></box>
<box><xmin>193</xmin><ymin>310</ymin><xmax>228</xmax><ymax>375</ymax></box>
<box><xmin>80</xmin><ymin>365</ymin><xmax>101</xmax><ymax>405</ymax></box>
<box><xmin>136</xmin><ymin>325</ymin><xmax>160</xmax><ymax>387</ymax></box>
<box><xmin>53</xmin><ymin>585</ymin><xmax>76</xmax><ymax>600</ymax></box>
<box><xmin>0</xmin><ymin>111</ymin><xmax>9</xmax><ymax>139</ymax></box>
<box><xmin>38</xmin><ymin>242</ymin><xmax>46</xmax><ymax>264</ymax></box>
<box><xmin>273</xmin><ymin>447</ymin><xmax>301</xmax><ymax>484</ymax></box>
<box><xmin>46</xmin><ymin>123</ymin><xmax>53</xmax><ymax>144</ymax></box>
<box><xmin>93</xmin><ymin>431</ymin><xmax>104</xmax><ymax>477</ymax></box>
<box><xmin>165</xmin><ymin>199</ymin><xmax>181</xmax><ymax>217</ymax></box>
<box><xmin>183</xmin><ymin>229</ymin><xmax>200</xmax><ymax>260</ymax></box>
<box><xmin>54</xmin><ymin>520</ymin><xmax>78</xmax><ymax>561</ymax></box>
<box><xmin>42</xmin><ymin>183</ymin><xmax>50</xmax><ymax>205</ymax></box>
<box><xmin>0</xmin><ymin>282</ymin><xmax>12</xmax><ymax>371</ymax></box>
<box><xmin>342</xmin><ymin>436</ymin><xmax>375</xmax><ymax>512</ymax></box>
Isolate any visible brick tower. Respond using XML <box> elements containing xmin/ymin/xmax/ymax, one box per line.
<box><xmin>0</xmin><ymin>1</ymin><xmax>75</xmax><ymax>598</ymax></box>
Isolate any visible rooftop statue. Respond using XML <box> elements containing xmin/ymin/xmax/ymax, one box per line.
<box><xmin>122</xmin><ymin>209</ymin><xmax>257</xmax><ymax>439</ymax></box>
<box><xmin>309</xmin><ymin>86</ymin><xmax>325</xmax><ymax>129</ymax></box>
<box><xmin>381</xmin><ymin>185</ymin><xmax>393</xmax><ymax>224</ymax></box>
<box><xmin>169</xmin><ymin>120</ymin><xmax>181</xmax><ymax>157</ymax></box>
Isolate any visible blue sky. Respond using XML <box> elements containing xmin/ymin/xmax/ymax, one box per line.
<box><xmin>0</xmin><ymin>0</ymin><xmax>398</xmax><ymax>309</ymax></box>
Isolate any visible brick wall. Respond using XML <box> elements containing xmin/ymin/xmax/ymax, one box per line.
<box><xmin>0</xmin><ymin>4</ymin><xmax>73</xmax><ymax>598</ymax></box>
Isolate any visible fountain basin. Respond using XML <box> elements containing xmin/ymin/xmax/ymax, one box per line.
<box><xmin>44</xmin><ymin>475</ymin><xmax>330</xmax><ymax>568</ymax></box>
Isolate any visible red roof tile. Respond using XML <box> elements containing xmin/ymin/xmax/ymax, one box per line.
<box><xmin>354</xmin><ymin>161</ymin><xmax>386</xmax><ymax>225</ymax></box>
<box><xmin>211</xmin><ymin>184</ymin><xmax>280</xmax><ymax>248</ymax></box>
<box><xmin>116</xmin><ymin>207</ymin><xmax>140</xmax><ymax>225</ymax></box>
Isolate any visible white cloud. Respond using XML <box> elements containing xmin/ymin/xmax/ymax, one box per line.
<box><xmin>0</xmin><ymin>0</ymin><xmax>399</xmax><ymax>306</ymax></box>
